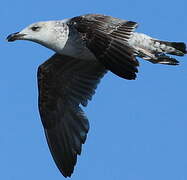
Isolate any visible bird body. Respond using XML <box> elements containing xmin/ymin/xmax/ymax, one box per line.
<box><xmin>7</xmin><ymin>14</ymin><xmax>186</xmax><ymax>177</ymax></box>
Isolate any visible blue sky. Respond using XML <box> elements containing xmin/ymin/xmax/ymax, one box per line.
<box><xmin>1</xmin><ymin>0</ymin><xmax>187</xmax><ymax>179</ymax></box>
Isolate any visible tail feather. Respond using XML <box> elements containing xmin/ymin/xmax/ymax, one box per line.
<box><xmin>170</xmin><ymin>42</ymin><xmax>187</xmax><ymax>55</ymax></box>
<box><xmin>152</xmin><ymin>40</ymin><xmax>186</xmax><ymax>65</ymax></box>
<box><xmin>154</xmin><ymin>40</ymin><xmax>187</xmax><ymax>56</ymax></box>
<box><xmin>128</xmin><ymin>32</ymin><xmax>186</xmax><ymax>65</ymax></box>
<box><xmin>155</xmin><ymin>54</ymin><xmax>179</xmax><ymax>65</ymax></box>
<box><xmin>135</xmin><ymin>46</ymin><xmax>180</xmax><ymax>65</ymax></box>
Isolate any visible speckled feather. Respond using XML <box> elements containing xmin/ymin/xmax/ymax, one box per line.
<box><xmin>6</xmin><ymin>13</ymin><xmax>187</xmax><ymax>178</ymax></box>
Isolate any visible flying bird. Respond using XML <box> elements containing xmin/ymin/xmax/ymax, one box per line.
<box><xmin>6</xmin><ymin>14</ymin><xmax>186</xmax><ymax>177</ymax></box>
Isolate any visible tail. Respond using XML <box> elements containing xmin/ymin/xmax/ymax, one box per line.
<box><xmin>155</xmin><ymin>40</ymin><xmax>187</xmax><ymax>56</ymax></box>
<box><xmin>133</xmin><ymin>33</ymin><xmax>187</xmax><ymax>65</ymax></box>
<box><xmin>147</xmin><ymin>40</ymin><xmax>186</xmax><ymax>65</ymax></box>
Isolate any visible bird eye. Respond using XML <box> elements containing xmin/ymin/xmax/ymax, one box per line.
<box><xmin>31</xmin><ymin>26</ymin><xmax>40</xmax><ymax>32</ymax></box>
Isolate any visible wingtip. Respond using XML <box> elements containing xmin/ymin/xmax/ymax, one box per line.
<box><xmin>61</xmin><ymin>169</ymin><xmax>74</xmax><ymax>178</ymax></box>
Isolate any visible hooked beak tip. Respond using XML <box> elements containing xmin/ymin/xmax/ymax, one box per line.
<box><xmin>6</xmin><ymin>32</ymin><xmax>25</xmax><ymax>42</ymax></box>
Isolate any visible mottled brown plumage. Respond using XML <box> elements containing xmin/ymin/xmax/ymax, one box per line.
<box><xmin>6</xmin><ymin>13</ymin><xmax>186</xmax><ymax>178</ymax></box>
<box><xmin>69</xmin><ymin>14</ymin><xmax>139</xmax><ymax>79</ymax></box>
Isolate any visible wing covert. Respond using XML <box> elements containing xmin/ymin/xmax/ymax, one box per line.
<box><xmin>69</xmin><ymin>14</ymin><xmax>139</xmax><ymax>80</ymax></box>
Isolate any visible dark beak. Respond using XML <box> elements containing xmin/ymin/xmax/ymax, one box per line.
<box><xmin>6</xmin><ymin>32</ymin><xmax>26</xmax><ymax>42</ymax></box>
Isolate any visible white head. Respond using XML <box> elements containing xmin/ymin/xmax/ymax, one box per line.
<box><xmin>7</xmin><ymin>21</ymin><xmax>69</xmax><ymax>53</ymax></box>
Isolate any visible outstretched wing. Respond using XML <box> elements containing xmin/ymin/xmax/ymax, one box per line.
<box><xmin>37</xmin><ymin>54</ymin><xmax>106</xmax><ymax>177</ymax></box>
<box><xmin>69</xmin><ymin>14</ymin><xmax>139</xmax><ymax>80</ymax></box>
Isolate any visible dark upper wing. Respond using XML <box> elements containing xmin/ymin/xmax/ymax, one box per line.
<box><xmin>37</xmin><ymin>53</ymin><xmax>106</xmax><ymax>177</ymax></box>
<box><xmin>69</xmin><ymin>14</ymin><xmax>139</xmax><ymax>80</ymax></box>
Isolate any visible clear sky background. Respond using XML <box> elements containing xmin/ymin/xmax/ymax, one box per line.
<box><xmin>1</xmin><ymin>0</ymin><xmax>187</xmax><ymax>180</ymax></box>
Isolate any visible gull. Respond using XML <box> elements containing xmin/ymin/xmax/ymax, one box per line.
<box><xmin>6</xmin><ymin>14</ymin><xmax>186</xmax><ymax>177</ymax></box>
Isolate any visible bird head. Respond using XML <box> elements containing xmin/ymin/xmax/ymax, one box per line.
<box><xmin>6</xmin><ymin>21</ymin><xmax>69</xmax><ymax>52</ymax></box>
